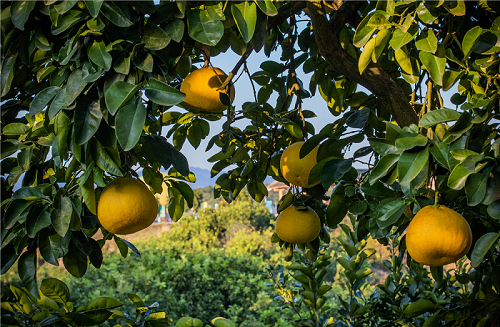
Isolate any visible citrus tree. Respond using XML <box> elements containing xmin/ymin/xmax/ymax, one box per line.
<box><xmin>1</xmin><ymin>0</ymin><xmax>500</xmax><ymax>326</ymax></box>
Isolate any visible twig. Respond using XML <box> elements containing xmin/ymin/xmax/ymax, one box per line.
<box><xmin>244</xmin><ymin>62</ymin><xmax>258</xmax><ymax>103</ymax></box>
<box><xmin>217</xmin><ymin>45</ymin><xmax>254</xmax><ymax>91</ymax></box>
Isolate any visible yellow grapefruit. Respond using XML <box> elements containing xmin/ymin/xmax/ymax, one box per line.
<box><xmin>275</xmin><ymin>206</ymin><xmax>321</xmax><ymax>244</ymax></box>
<box><xmin>280</xmin><ymin>142</ymin><xmax>320</xmax><ymax>188</ymax></box>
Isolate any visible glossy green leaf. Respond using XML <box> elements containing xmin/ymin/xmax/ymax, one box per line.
<box><xmin>10</xmin><ymin>1</ymin><xmax>36</xmax><ymax>30</ymax></box>
<box><xmin>487</xmin><ymin>200</ymin><xmax>500</xmax><ymax>220</ymax></box>
<box><xmin>168</xmin><ymin>187</ymin><xmax>184</xmax><ymax>222</ymax></box>
<box><xmin>415</xmin><ymin>30</ymin><xmax>438</xmax><ymax>53</ymax></box>
<box><xmin>48</xmin><ymin>88</ymin><xmax>67</xmax><ymax>120</ymax></box>
<box><xmin>64</xmin><ymin>68</ymin><xmax>87</xmax><ymax>106</ymax></box>
<box><xmin>105</xmin><ymin>81</ymin><xmax>140</xmax><ymax>115</ymax></box>
<box><xmin>403</xmin><ymin>299</ymin><xmax>436</xmax><ymax>318</ymax></box>
<box><xmin>369</xmin><ymin>154</ymin><xmax>399</xmax><ymax>185</ymax></box>
<box><xmin>165</xmin><ymin>19</ymin><xmax>184</xmax><ymax>43</ymax></box>
<box><xmin>80</xmin><ymin>171</ymin><xmax>96</xmax><ymax>214</ymax></box>
<box><xmin>171</xmin><ymin>181</ymin><xmax>194</xmax><ymax>208</ymax></box>
<box><xmin>77</xmin><ymin>297</ymin><xmax>123</xmax><ymax>312</ymax></box>
<box><xmin>443</xmin><ymin>0</ymin><xmax>466</xmax><ymax>16</ymax></box>
<box><xmin>283</xmin><ymin>121</ymin><xmax>303</xmax><ymax>139</ymax></box>
<box><xmin>4</xmin><ymin>199</ymin><xmax>31</xmax><ymax>229</ymax></box>
<box><xmin>346</xmin><ymin>108</ymin><xmax>370</xmax><ymax>128</ymax></box>
<box><xmin>88</xmin><ymin>41</ymin><xmax>112</xmax><ymax>70</ymax></box>
<box><xmin>419</xmin><ymin>51</ymin><xmax>446</xmax><ymax>86</ymax></box>
<box><xmin>465</xmin><ymin>171</ymin><xmax>489</xmax><ymax>206</ymax></box>
<box><xmin>358</xmin><ymin>37</ymin><xmax>376</xmax><ymax>74</ymax></box>
<box><xmin>232</xmin><ymin>2</ymin><xmax>257</xmax><ymax>43</ymax></box>
<box><xmin>63</xmin><ymin>243</ymin><xmax>88</xmax><ymax>278</ymax></box>
<box><xmin>38</xmin><ymin>230</ymin><xmax>59</xmax><ymax>266</ymax></box>
<box><xmin>19</xmin><ymin>249</ymin><xmax>39</xmax><ymax>298</ymax></box>
<box><xmin>100</xmin><ymin>2</ymin><xmax>133</xmax><ymax>27</ymax></box>
<box><xmin>377</xmin><ymin>198</ymin><xmax>406</xmax><ymax>228</ymax></box>
<box><xmin>395</xmin><ymin>133</ymin><xmax>428</xmax><ymax>151</ymax></box>
<box><xmin>390</xmin><ymin>24</ymin><xmax>418</xmax><ymax>51</ymax></box>
<box><xmin>254</xmin><ymin>0</ymin><xmax>278</xmax><ymax>16</ymax></box>
<box><xmin>321</xmin><ymin>159</ymin><xmax>352</xmax><ymax>189</ymax></box>
<box><xmin>145</xmin><ymin>78</ymin><xmax>185</xmax><ymax>106</ymax></box>
<box><xmin>29</xmin><ymin>86</ymin><xmax>61</xmax><ymax>117</ymax></box>
<box><xmin>84</xmin><ymin>0</ymin><xmax>104</xmax><ymax>18</ymax></box>
<box><xmin>187</xmin><ymin>9</ymin><xmax>224</xmax><ymax>46</ymax></box>
<box><xmin>1</xmin><ymin>54</ymin><xmax>17</xmax><ymax>97</ymax></box>
<box><xmin>399</xmin><ymin>148</ymin><xmax>429</xmax><ymax>184</ymax></box>
<box><xmin>74</xmin><ymin>97</ymin><xmax>102</xmax><ymax>145</ymax></box>
<box><xmin>471</xmin><ymin>232</ymin><xmax>499</xmax><ymax>267</ymax></box>
<box><xmin>462</xmin><ymin>26</ymin><xmax>482</xmax><ymax>57</ymax></box>
<box><xmin>353</xmin><ymin>12</ymin><xmax>379</xmax><ymax>48</ymax></box>
<box><xmin>26</xmin><ymin>208</ymin><xmax>51</xmax><ymax>238</ymax></box>
<box><xmin>143</xmin><ymin>25</ymin><xmax>171</xmax><ymax>50</ymax></box>
<box><xmin>51</xmin><ymin>10</ymin><xmax>85</xmax><ymax>35</ymax></box>
<box><xmin>40</xmin><ymin>278</ymin><xmax>70</xmax><ymax>304</ymax></box>
<box><xmin>51</xmin><ymin>195</ymin><xmax>72</xmax><ymax>237</ymax></box>
<box><xmin>115</xmin><ymin>99</ymin><xmax>146</xmax><ymax>151</ymax></box>
<box><xmin>448</xmin><ymin>163</ymin><xmax>472</xmax><ymax>190</ymax></box>
<box><xmin>12</xmin><ymin>187</ymin><xmax>46</xmax><ymax>201</ymax></box>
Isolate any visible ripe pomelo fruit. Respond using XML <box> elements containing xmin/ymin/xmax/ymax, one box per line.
<box><xmin>280</xmin><ymin>142</ymin><xmax>320</xmax><ymax>188</ymax></box>
<box><xmin>180</xmin><ymin>67</ymin><xmax>235</xmax><ymax>112</ymax></box>
<box><xmin>97</xmin><ymin>177</ymin><xmax>158</xmax><ymax>235</ymax></box>
<box><xmin>406</xmin><ymin>205</ymin><xmax>472</xmax><ymax>266</ymax></box>
<box><xmin>275</xmin><ymin>206</ymin><xmax>321</xmax><ymax>244</ymax></box>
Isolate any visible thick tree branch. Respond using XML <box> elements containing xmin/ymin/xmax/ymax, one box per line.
<box><xmin>308</xmin><ymin>0</ymin><xmax>419</xmax><ymax>127</ymax></box>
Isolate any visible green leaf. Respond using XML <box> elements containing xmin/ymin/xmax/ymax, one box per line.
<box><xmin>105</xmin><ymin>81</ymin><xmax>140</xmax><ymax>115</ymax></box>
<box><xmin>100</xmin><ymin>2</ymin><xmax>133</xmax><ymax>27</ymax></box>
<box><xmin>320</xmin><ymin>159</ymin><xmax>352</xmax><ymax>189</ymax></box>
<box><xmin>142</xmin><ymin>167</ymin><xmax>163</xmax><ymax>194</ymax></box>
<box><xmin>283</xmin><ymin>121</ymin><xmax>303</xmax><ymax>139</ymax></box>
<box><xmin>145</xmin><ymin>78</ymin><xmax>185</xmax><ymax>106</ymax></box>
<box><xmin>399</xmin><ymin>148</ymin><xmax>429</xmax><ymax>184</ymax></box>
<box><xmin>4</xmin><ymin>200</ymin><xmax>31</xmax><ymax>229</ymax></box>
<box><xmin>390</xmin><ymin>24</ymin><xmax>418</xmax><ymax>51</ymax></box>
<box><xmin>358</xmin><ymin>37</ymin><xmax>376</xmax><ymax>74</ymax></box>
<box><xmin>487</xmin><ymin>200</ymin><xmax>500</xmax><ymax>220</ymax></box>
<box><xmin>115</xmin><ymin>99</ymin><xmax>146</xmax><ymax>151</ymax></box>
<box><xmin>64</xmin><ymin>68</ymin><xmax>87</xmax><ymax>106</ymax></box>
<box><xmin>143</xmin><ymin>25</ymin><xmax>171</xmax><ymax>50</ymax></box>
<box><xmin>415</xmin><ymin>30</ymin><xmax>438</xmax><ymax>53</ymax></box>
<box><xmin>113</xmin><ymin>50</ymin><xmax>132</xmax><ymax>75</ymax></box>
<box><xmin>27</xmin><ymin>208</ymin><xmax>51</xmax><ymax>238</ymax></box>
<box><xmin>165</xmin><ymin>19</ymin><xmax>185</xmax><ymax>43</ymax></box>
<box><xmin>395</xmin><ymin>133</ymin><xmax>428</xmax><ymax>151</ymax></box>
<box><xmin>88</xmin><ymin>41</ymin><xmax>112</xmax><ymax>70</ymax></box>
<box><xmin>186</xmin><ymin>123</ymin><xmax>202</xmax><ymax>150</ymax></box>
<box><xmin>55</xmin><ymin>0</ymin><xmax>77</xmax><ymax>15</ymax></box>
<box><xmin>419</xmin><ymin>109</ymin><xmax>461</xmax><ymax>128</ymax></box>
<box><xmin>377</xmin><ymin>198</ymin><xmax>406</xmax><ymax>228</ymax></box>
<box><xmin>10</xmin><ymin>1</ymin><xmax>36</xmax><ymax>30</ymax></box>
<box><xmin>19</xmin><ymin>249</ymin><xmax>39</xmax><ymax>298</ymax></box>
<box><xmin>353</xmin><ymin>12</ymin><xmax>378</xmax><ymax>48</ymax></box>
<box><xmin>187</xmin><ymin>9</ymin><xmax>224</xmax><ymax>46</ymax></box>
<box><xmin>462</xmin><ymin>26</ymin><xmax>482</xmax><ymax>58</ymax></box>
<box><xmin>63</xmin><ymin>243</ymin><xmax>88</xmax><ymax>278</ymax></box>
<box><xmin>465</xmin><ymin>171</ymin><xmax>489</xmax><ymax>206</ymax></box>
<box><xmin>12</xmin><ymin>187</ymin><xmax>46</xmax><ymax>201</ymax></box>
<box><xmin>448</xmin><ymin>163</ymin><xmax>473</xmax><ymax>190</ymax></box>
<box><xmin>51</xmin><ymin>10</ymin><xmax>85</xmax><ymax>35</ymax></box>
<box><xmin>346</xmin><ymin>108</ymin><xmax>370</xmax><ymax>128</ymax></box>
<box><xmin>77</xmin><ymin>297</ymin><xmax>123</xmax><ymax>312</ymax></box>
<box><xmin>38</xmin><ymin>230</ymin><xmax>59</xmax><ymax>266</ymax></box>
<box><xmin>29</xmin><ymin>87</ymin><xmax>62</xmax><ymax>117</ymax></box>
<box><xmin>41</xmin><ymin>278</ymin><xmax>70</xmax><ymax>305</ymax></box>
<box><xmin>80</xmin><ymin>171</ymin><xmax>96</xmax><ymax>214</ymax></box>
<box><xmin>171</xmin><ymin>181</ymin><xmax>194</xmax><ymax>208</ymax></box>
<box><xmin>232</xmin><ymin>2</ymin><xmax>257</xmax><ymax>43</ymax></box>
<box><xmin>168</xmin><ymin>187</ymin><xmax>185</xmax><ymax>222</ymax></box>
<box><xmin>419</xmin><ymin>51</ymin><xmax>446</xmax><ymax>86</ymax></box>
<box><xmin>369</xmin><ymin>154</ymin><xmax>399</xmax><ymax>185</ymax></box>
<box><xmin>254</xmin><ymin>0</ymin><xmax>278</xmax><ymax>16</ymax></box>
<box><xmin>1</xmin><ymin>245</ymin><xmax>20</xmax><ymax>275</ymax></box>
<box><xmin>84</xmin><ymin>0</ymin><xmax>104</xmax><ymax>18</ymax></box>
<box><xmin>443</xmin><ymin>0</ymin><xmax>466</xmax><ymax>16</ymax></box>
<box><xmin>51</xmin><ymin>195</ymin><xmax>72</xmax><ymax>237</ymax></box>
<box><xmin>403</xmin><ymin>299</ymin><xmax>436</xmax><ymax>318</ymax></box>
<box><xmin>1</xmin><ymin>54</ymin><xmax>17</xmax><ymax>97</ymax></box>
<box><xmin>128</xmin><ymin>293</ymin><xmax>146</xmax><ymax>308</ymax></box>
<box><xmin>471</xmin><ymin>232</ymin><xmax>500</xmax><ymax>267</ymax></box>
<box><xmin>74</xmin><ymin>97</ymin><xmax>102</xmax><ymax>145</ymax></box>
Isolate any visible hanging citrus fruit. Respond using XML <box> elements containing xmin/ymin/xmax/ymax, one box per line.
<box><xmin>405</xmin><ymin>205</ymin><xmax>472</xmax><ymax>266</ymax></box>
<box><xmin>180</xmin><ymin>67</ymin><xmax>235</xmax><ymax>113</ymax></box>
<box><xmin>280</xmin><ymin>142</ymin><xmax>320</xmax><ymax>188</ymax></box>
<box><xmin>97</xmin><ymin>177</ymin><xmax>158</xmax><ymax>235</ymax></box>
<box><xmin>275</xmin><ymin>206</ymin><xmax>321</xmax><ymax>244</ymax></box>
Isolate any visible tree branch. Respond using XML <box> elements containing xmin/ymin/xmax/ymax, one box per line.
<box><xmin>308</xmin><ymin>0</ymin><xmax>419</xmax><ymax>127</ymax></box>
<box><xmin>267</xmin><ymin>2</ymin><xmax>307</xmax><ymax>30</ymax></box>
